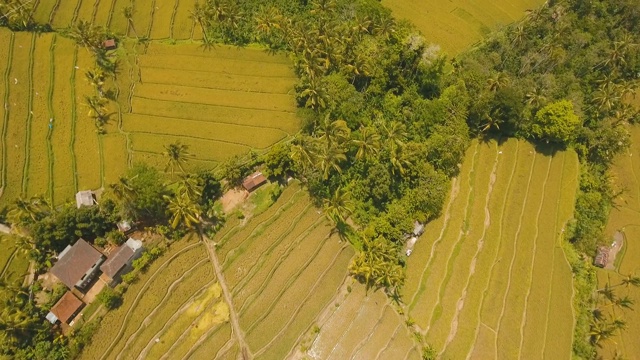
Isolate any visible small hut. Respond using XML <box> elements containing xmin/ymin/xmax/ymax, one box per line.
<box><xmin>594</xmin><ymin>246</ymin><xmax>610</xmax><ymax>268</ymax></box>
<box><xmin>242</xmin><ymin>171</ymin><xmax>267</xmax><ymax>192</ymax></box>
<box><xmin>75</xmin><ymin>190</ymin><xmax>97</xmax><ymax>208</ymax></box>
<box><xmin>103</xmin><ymin>39</ymin><xmax>117</xmax><ymax>50</ymax></box>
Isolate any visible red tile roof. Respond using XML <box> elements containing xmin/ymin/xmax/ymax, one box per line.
<box><xmin>50</xmin><ymin>291</ymin><xmax>84</xmax><ymax>324</ymax></box>
<box><xmin>242</xmin><ymin>172</ymin><xmax>267</xmax><ymax>192</ymax></box>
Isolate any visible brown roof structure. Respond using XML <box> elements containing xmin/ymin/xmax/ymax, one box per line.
<box><xmin>242</xmin><ymin>171</ymin><xmax>267</xmax><ymax>192</ymax></box>
<box><xmin>103</xmin><ymin>39</ymin><xmax>117</xmax><ymax>50</ymax></box>
<box><xmin>51</xmin><ymin>239</ymin><xmax>104</xmax><ymax>289</ymax></box>
<box><xmin>50</xmin><ymin>291</ymin><xmax>84</xmax><ymax>324</ymax></box>
<box><xmin>594</xmin><ymin>246</ymin><xmax>609</xmax><ymax>268</ymax></box>
<box><xmin>100</xmin><ymin>244</ymin><xmax>134</xmax><ymax>280</ymax></box>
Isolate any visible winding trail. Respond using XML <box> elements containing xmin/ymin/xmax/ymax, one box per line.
<box><xmin>203</xmin><ymin>234</ymin><xmax>252</xmax><ymax>359</ymax></box>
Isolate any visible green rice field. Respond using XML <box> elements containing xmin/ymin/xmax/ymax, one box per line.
<box><xmin>382</xmin><ymin>0</ymin><xmax>545</xmax><ymax>55</ymax></box>
<box><xmin>0</xmin><ymin>235</ymin><xmax>31</xmax><ymax>287</ymax></box>
<box><xmin>598</xmin><ymin>125</ymin><xmax>640</xmax><ymax>359</ymax></box>
<box><xmin>402</xmin><ymin>139</ymin><xmax>579</xmax><ymax>359</ymax></box>
<box><xmin>0</xmin><ymin>29</ymin><xmax>299</xmax><ymax>208</ymax></box>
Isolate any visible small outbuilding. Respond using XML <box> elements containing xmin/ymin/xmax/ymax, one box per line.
<box><xmin>594</xmin><ymin>246</ymin><xmax>610</xmax><ymax>268</ymax></box>
<box><xmin>75</xmin><ymin>190</ymin><xmax>97</xmax><ymax>208</ymax></box>
<box><xmin>242</xmin><ymin>171</ymin><xmax>267</xmax><ymax>192</ymax></box>
<box><xmin>103</xmin><ymin>39</ymin><xmax>117</xmax><ymax>50</ymax></box>
<box><xmin>413</xmin><ymin>221</ymin><xmax>425</xmax><ymax>237</ymax></box>
<box><xmin>100</xmin><ymin>238</ymin><xmax>143</xmax><ymax>286</ymax></box>
<box><xmin>51</xmin><ymin>239</ymin><xmax>106</xmax><ymax>290</ymax></box>
<box><xmin>117</xmin><ymin>220</ymin><xmax>134</xmax><ymax>234</ymax></box>
<box><xmin>46</xmin><ymin>291</ymin><xmax>84</xmax><ymax>325</ymax></box>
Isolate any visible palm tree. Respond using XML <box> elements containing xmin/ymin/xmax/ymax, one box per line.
<box><xmin>7</xmin><ymin>196</ymin><xmax>49</xmax><ymax>226</ymax></box>
<box><xmin>372</xmin><ymin>15</ymin><xmax>395</xmax><ymax>40</ymax></box>
<box><xmin>317</xmin><ymin>145</ymin><xmax>346</xmax><ymax>180</ymax></box>
<box><xmin>592</xmin><ymin>82</ymin><xmax>622</xmax><ymax>112</ymax></box>
<box><xmin>620</xmin><ymin>274</ymin><xmax>640</xmax><ymax>290</ymax></box>
<box><xmin>525</xmin><ymin>87</ymin><xmax>547</xmax><ymax>108</ymax></box>
<box><xmin>298</xmin><ymin>76</ymin><xmax>328</xmax><ymax>112</ymax></box>
<box><xmin>290</xmin><ymin>135</ymin><xmax>318</xmax><ymax>174</ymax></box>
<box><xmin>85</xmin><ymin>68</ymin><xmax>105</xmax><ymax>94</ymax></box>
<box><xmin>317</xmin><ymin>117</ymin><xmax>350</xmax><ymax>147</ymax></box>
<box><xmin>176</xmin><ymin>174</ymin><xmax>203</xmax><ymax>202</ymax></box>
<box><xmin>322</xmin><ymin>187</ymin><xmax>353</xmax><ymax>225</ymax></box>
<box><xmin>353</xmin><ymin>126</ymin><xmax>380</xmax><ymax>161</ymax></box>
<box><xmin>383</xmin><ymin>121</ymin><xmax>408</xmax><ymax>148</ymax></box>
<box><xmin>487</xmin><ymin>72</ymin><xmax>510</xmax><ymax>92</ymax></box>
<box><xmin>162</xmin><ymin>141</ymin><xmax>193</xmax><ymax>177</ymax></box>
<box><xmin>389</xmin><ymin>143</ymin><xmax>412</xmax><ymax>176</ymax></box>
<box><xmin>84</xmin><ymin>95</ymin><xmax>107</xmax><ymax>119</ymax></box>
<box><xmin>165</xmin><ymin>194</ymin><xmax>202</xmax><ymax>229</ymax></box>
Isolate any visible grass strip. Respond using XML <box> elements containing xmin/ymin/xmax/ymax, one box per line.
<box><xmin>0</xmin><ymin>32</ymin><xmax>14</xmax><ymax>192</ymax></box>
<box><xmin>21</xmin><ymin>34</ymin><xmax>36</xmax><ymax>197</ymax></box>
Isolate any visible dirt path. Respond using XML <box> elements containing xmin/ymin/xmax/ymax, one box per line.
<box><xmin>203</xmin><ymin>234</ymin><xmax>251</xmax><ymax>360</ymax></box>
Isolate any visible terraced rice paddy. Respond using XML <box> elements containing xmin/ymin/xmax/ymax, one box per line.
<box><xmin>382</xmin><ymin>0</ymin><xmax>545</xmax><ymax>55</ymax></box>
<box><xmin>208</xmin><ymin>183</ymin><xmax>354</xmax><ymax>359</ymax></box>
<box><xmin>598</xmin><ymin>125</ymin><xmax>640</xmax><ymax>359</ymax></box>
<box><xmin>78</xmin><ymin>183</ymin><xmax>353</xmax><ymax>359</ymax></box>
<box><xmin>402</xmin><ymin>139</ymin><xmax>579</xmax><ymax>359</ymax></box>
<box><xmin>123</xmin><ymin>42</ymin><xmax>299</xmax><ymax>169</ymax></box>
<box><xmin>32</xmin><ymin>0</ymin><xmax>201</xmax><ymax>40</ymax></box>
<box><xmin>0</xmin><ymin>29</ymin><xmax>299</xmax><ymax>208</ymax></box>
<box><xmin>301</xmin><ymin>280</ymin><xmax>420</xmax><ymax>360</ymax></box>
<box><xmin>78</xmin><ymin>237</ymin><xmax>228</xmax><ymax>360</ymax></box>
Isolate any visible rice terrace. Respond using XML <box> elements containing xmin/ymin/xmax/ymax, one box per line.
<box><xmin>1</xmin><ymin>1</ymin><xmax>639</xmax><ymax>360</ymax></box>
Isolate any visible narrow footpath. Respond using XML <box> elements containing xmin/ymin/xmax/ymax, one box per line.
<box><xmin>202</xmin><ymin>233</ymin><xmax>251</xmax><ymax>360</ymax></box>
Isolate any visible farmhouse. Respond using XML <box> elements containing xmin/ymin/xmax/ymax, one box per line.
<box><xmin>100</xmin><ymin>238</ymin><xmax>143</xmax><ymax>286</ymax></box>
<box><xmin>75</xmin><ymin>190</ymin><xmax>97</xmax><ymax>208</ymax></box>
<box><xmin>51</xmin><ymin>239</ymin><xmax>106</xmax><ymax>290</ymax></box>
<box><xmin>45</xmin><ymin>291</ymin><xmax>84</xmax><ymax>325</ymax></box>
<box><xmin>103</xmin><ymin>39</ymin><xmax>117</xmax><ymax>50</ymax></box>
<box><xmin>594</xmin><ymin>246</ymin><xmax>610</xmax><ymax>268</ymax></box>
<box><xmin>242</xmin><ymin>171</ymin><xmax>267</xmax><ymax>192</ymax></box>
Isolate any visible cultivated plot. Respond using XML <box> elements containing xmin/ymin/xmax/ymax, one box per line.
<box><xmin>598</xmin><ymin>125</ymin><xmax>640</xmax><ymax>359</ymax></box>
<box><xmin>0</xmin><ymin>31</ymin><xmax>300</xmax><ymax>207</ymax></box>
<box><xmin>382</xmin><ymin>0</ymin><xmax>545</xmax><ymax>55</ymax></box>
<box><xmin>403</xmin><ymin>139</ymin><xmax>579</xmax><ymax>359</ymax></box>
<box><xmin>301</xmin><ymin>280</ymin><xmax>420</xmax><ymax>360</ymax></box>
<box><xmin>78</xmin><ymin>237</ymin><xmax>228</xmax><ymax>360</ymax></box>
<box><xmin>204</xmin><ymin>183</ymin><xmax>354</xmax><ymax>359</ymax></box>
<box><xmin>32</xmin><ymin>0</ymin><xmax>200</xmax><ymax>40</ymax></box>
<box><xmin>125</xmin><ymin>42</ymin><xmax>299</xmax><ymax>168</ymax></box>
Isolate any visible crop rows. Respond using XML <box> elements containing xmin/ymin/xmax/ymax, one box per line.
<box><xmin>79</xmin><ymin>239</ymin><xmax>207</xmax><ymax>360</ymax></box>
<box><xmin>306</xmin><ymin>282</ymin><xmax>419</xmax><ymax>360</ymax></box>
<box><xmin>402</xmin><ymin>139</ymin><xmax>578</xmax><ymax>359</ymax></box>
<box><xmin>184</xmin><ymin>183</ymin><xmax>352</xmax><ymax>357</ymax></box>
